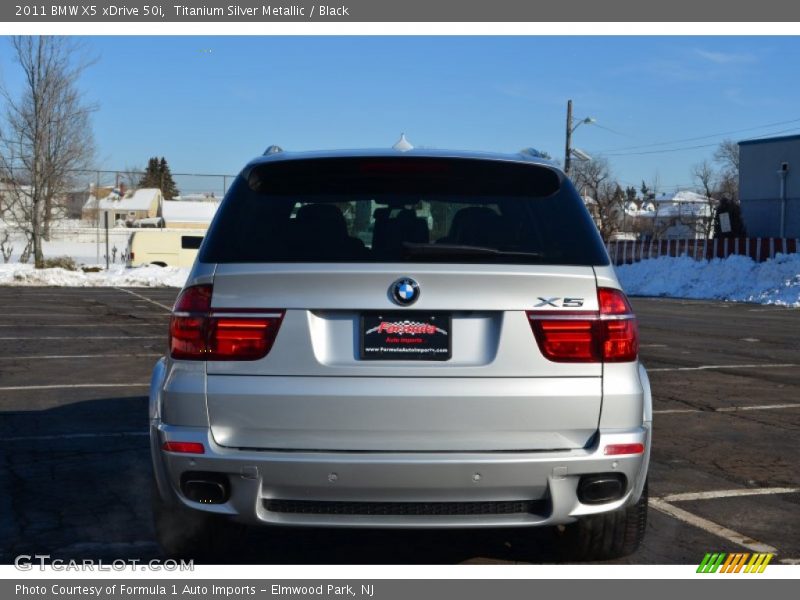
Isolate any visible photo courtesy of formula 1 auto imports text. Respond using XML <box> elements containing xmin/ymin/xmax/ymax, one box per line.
<box><xmin>0</xmin><ymin>1</ymin><xmax>798</xmax><ymax>598</ymax></box>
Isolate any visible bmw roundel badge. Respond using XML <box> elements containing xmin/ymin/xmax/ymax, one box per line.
<box><xmin>391</xmin><ymin>278</ymin><xmax>420</xmax><ymax>306</ymax></box>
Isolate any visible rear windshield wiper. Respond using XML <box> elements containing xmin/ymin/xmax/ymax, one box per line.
<box><xmin>402</xmin><ymin>242</ymin><xmax>544</xmax><ymax>260</ymax></box>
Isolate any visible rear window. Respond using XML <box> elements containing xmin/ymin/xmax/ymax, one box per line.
<box><xmin>200</xmin><ymin>157</ymin><xmax>609</xmax><ymax>266</ymax></box>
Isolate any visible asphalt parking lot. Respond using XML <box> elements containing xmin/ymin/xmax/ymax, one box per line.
<box><xmin>0</xmin><ymin>286</ymin><xmax>798</xmax><ymax>565</ymax></box>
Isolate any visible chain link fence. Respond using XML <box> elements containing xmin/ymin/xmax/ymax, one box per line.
<box><xmin>70</xmin><ymin>168</ymin><xmax>236</xmax><ymax>201</ymax></box>
<box><xmin>0</xmin><ymin>168</ymin><xmax>237</xmax><ymax>266</ymax></box>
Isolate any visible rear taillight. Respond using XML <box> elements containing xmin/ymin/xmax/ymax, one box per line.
<box><xmin>169</xmin><ymin>284</ymin><xmax>284</xmax><ymax>361</ymax></box>
<box><xmin>597</xmin><ymin>288</ymin><xmax>639</xmax><ymax>362</ymax></box>
<box><xmin>529</xmin><ymin>318</ymin><xmax>601</xmax><ymax>362</ymax></box>
<box><xmin>604</xmin><ymin>443</ymin><xmax>645</xmax><ymax>456</ymax></box>
<box><xmin>162</xmin><ymin>441</ymin><xmax>205</xmax><ymax>454</ymax></box>
<box><xmin>527</xmin><ymin>287</ymin><xmax>638</xmax><ymax>363</ymax></box>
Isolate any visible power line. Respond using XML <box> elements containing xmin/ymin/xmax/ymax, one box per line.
<box><xmin>604</xmin><ymin>126</ymin><xmax>800</xmax><ymax>157</ymax></box>
<box><xmin>595</xmin><ymin>117</ymin><xmax>800</xmax><ymax>154</ymax></box>
<box><xmin>590</xmin><ymin>122</ymin><xmax>637</xmax><ymax>139</ymax></box>
<box><xmin>606</xmin><ymin>142</ymin><xmax>720</xmax><ymax>157</ymax></box>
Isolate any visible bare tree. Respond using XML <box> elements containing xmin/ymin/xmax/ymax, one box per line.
<box><xmin>0</xmin><ymin>230</ymin><xmax>14</xmax><ymax>262</ymax></box>
<box><xmin>648</xmin><ymin>172</ymin><xmax>663</xmax><ymax>239</ymax></box>
<box><xmin>691</xmin><ymin>160</ymin><xmax>718</xmax><ymax>238</ymax></box>
<box><xmin>714</xmin><ymin>139</ymin><xmax>740</xmax><ymax>172</ymax></box>
<box><xmin>120</xmin><ymin>165</ymin><xmax>143</xmax><ymax>193</ymax></box>
<box><xmin>0</xmin><ymin>36</ymin><xmax>96</xmax><ymax>267</ymax></box>
<box><xmin>570</xmin><ymin>157</ymin><xmax>624</xmax><ymax>241</ymax></box>
<box><xmin>691</xmin><ymin>160</ymin><xmax>717</xmax><ymax>200</ymax></box>
<box><xmin>714</xmin><ymin>139</ymin><xmax>740</xmax><ymax>201</ymax></box>
<box><xmin>570</xmin><ymin>156</ymin><xmax>610</xmax><ymax>204</ymax></box>
<box><xmin>649</xmin><ymin>171</ymin><xmax>661</xmax><ymax>198</ymax></box>
<box><xmin>716</xmin><ymin>171</ymin><xmax>738</xmax><ymax>201</ymax></box>
<box><xmin>596</xmin><ymin>180</ymin><xmax>626</xmax><ymax>241</ymax></box>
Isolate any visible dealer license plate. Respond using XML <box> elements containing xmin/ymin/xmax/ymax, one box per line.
<box><xmin>360</xmin><ymin>312</ymin><xmax>451</xmax><ymax>361</ymax></box>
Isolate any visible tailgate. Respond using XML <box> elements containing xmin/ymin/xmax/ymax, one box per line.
<box><xmin>205</xmin><ymin>264</ymin><xmax>602</xmax><ymax>452</ymax></box>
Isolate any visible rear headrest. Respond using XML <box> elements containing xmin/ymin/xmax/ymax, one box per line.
<box><xmin>447</xmin><ymin>207</ymin><xmax>497</xmax><ymax>238</ymax></box>
<box><xmin>395</xmin><ymin>208</ymin><xmax>419</xmax><ymax>221</ymax></box>
<box><xmin>295</xmin><ymin>203</ymin><xmax>348</xmax><ymax>237</ymax></box>
<box><xmin>449</xmin><ymin>207</ymin><xmax>505</xmax><ymax>246</ymax></box>
<box><xmin>395</xmin><ymin>208</ymin><xmax>429</xmax><ymax>243</ymax></box>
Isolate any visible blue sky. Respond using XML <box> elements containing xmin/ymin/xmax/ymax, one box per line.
<box><xmin>3</xmin><ymin>36</ymin><xmax>800</xmax><ymax>193</ymax></box>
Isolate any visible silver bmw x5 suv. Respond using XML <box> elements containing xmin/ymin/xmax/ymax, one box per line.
<box><xmin>149</xmin><ymin>148</ymin><xmax>652</xmax><ymax>561</ymax></box>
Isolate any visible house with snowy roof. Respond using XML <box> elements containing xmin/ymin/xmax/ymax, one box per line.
<box><xmin>82</xmin><ymin>188</ymin><xmax>162</xmax><ymax>226</ymax></box>
<box><xmin>633</xmin><ymin>190</ymin><xmax>715</xmax><ymax>239</ymax></box>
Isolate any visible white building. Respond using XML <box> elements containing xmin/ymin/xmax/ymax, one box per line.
<box><xmin>83</xmin><ymin>188</ymin><xmax>162</xmax><ymax>226</ymax></box>
<box><xmin>633</xmin><ymin>191</ymin><xmax>714</xmax><ymax>239</ymax></box>
<box><xmin>161</xmin><ymin>199</ymin><xmax>220</xmax><ymax>229</ymax></box>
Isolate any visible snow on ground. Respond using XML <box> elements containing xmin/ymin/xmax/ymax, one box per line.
<box><xmin>38</xmin><ymin>239</ymin><xmax>128</xmax><ymax>265</ymax></box>
<box><xmin>0</xmin><ymin>264</ymin><xmax>189</xmax><ymax>288</ymax></box>
<box><xmin>616</xmin><ymin>253</ymin><xmax>800</xmax><ymax>307</ymax></box>
<box><xmin>1</xmin><ymin>229</ymin><xmax>799</xmax><ymax>304</ymax></box>
<box><xmin>1</xmin><ymin>227</ymin><xmax>131</xmax><ymax>265</ymax></box>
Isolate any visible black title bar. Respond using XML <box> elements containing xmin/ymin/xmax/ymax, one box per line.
<box><xmin>5</xmin><ymin>1</ymin><xmax>800</xmax><ymax>22</ymax></box>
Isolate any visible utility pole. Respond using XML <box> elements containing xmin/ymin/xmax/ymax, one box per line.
<box><xmin>564</xmin><ymin>100</ymin><xmax>595</xmax><ymax>178</ymax></box>
<box><xmin>778</xmin><ymin>163</ymin><xmax>788</xmax><ymax>238</ymax></box>
<box><xmin>104</xmin><ymin>211</ymin><xmax>110</xmax><ymax>270</ymax></box>
<box><xmin>564</xmin><ymin>99</ymin><xmax>574</xmax><ymax>177</ymax></box>
<box><xmin>95</xmin><ymin>170</ymin><xmax>100</xmax><ymax>265</ymax></box>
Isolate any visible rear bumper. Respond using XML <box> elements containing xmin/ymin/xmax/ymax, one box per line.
<box><xmin>151</xmin><ymin>422</ymin><xmax>650</xmax><ymax>528</ymax></box>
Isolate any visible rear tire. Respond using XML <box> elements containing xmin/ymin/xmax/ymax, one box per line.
<box><xmin>152</xmin><ymin>486</ymin><xmax>246</xmax><ymax>561</ymax></box>
<box><xmin>556</xmin><ymin>480</ymin><xmax>648</xmax><ymax>562</ymax></box>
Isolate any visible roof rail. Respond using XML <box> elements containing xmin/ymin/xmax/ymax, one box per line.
<box><xmin>263</xmin><ymin>145</ymin><xmax>284</xmax><ymax>155</ymax></box>
<box><xmin>519</xmin><ymin>147</ymin><xmax>547</xmax><ymax>159</ymax></box>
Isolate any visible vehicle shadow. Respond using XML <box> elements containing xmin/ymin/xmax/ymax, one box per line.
<box><xmin>223</xmin><ymin>525</ymin><xmax>561</xmax><ymax>564</ymax></box>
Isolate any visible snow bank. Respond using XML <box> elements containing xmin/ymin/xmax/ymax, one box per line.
<box><xmin>0</xmin><ymin>264</ymin><xmax>189</xmax><ymax>287</ymax></box>
<box><xmin>616</xmin><ymin>253</ymin><xmax>800</xmax><ymax>307</ymax></box>
<box><xmin>2</xmin><ymin>252</ymin><xmax>799</xmax><ymax>305</ymax></box>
